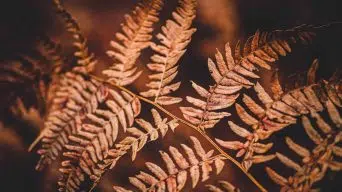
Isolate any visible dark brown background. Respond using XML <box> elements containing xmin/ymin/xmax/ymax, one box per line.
<box><xmin>0</xmin><ymin>0</ymin><xmax>341</xmax><ymax>191</ymax></box>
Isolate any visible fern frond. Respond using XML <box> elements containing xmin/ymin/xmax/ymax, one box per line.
<box><xmin>140</xmin><ymin>0</ymin><xmax>197</xmax><ymax>105</ymax></box>
<box><xmin>0</xmin><ymin>55</ymin><xmax>47</xmax><ymax>83</ymax></box>
<box><xmin>53</xmin><ymin>0</ymin><xmax>97</xmax><ymax>74</ymax></box>
<box><xmin>33</xmin><ymin>78</ymin><xmax>108</xmax><ymax>170</ymax></box>
<box><xmin>266</xmin><ymin>107</ymin><xmax>341</xmax><ymax>191</ymax></box>
<box><xmin>31</xmin><ymin>3</ymin><xmax>106</xmax><ymax>167</ymax></box>
<box><xmin>0</xmin><ymin>53</ymin><xmax>51</xmax><ymax>112</ymax></box>
<box><xmin>37</xmin><ymin>36</ymin><xmax>68</xmax><ymax>110</ymax></box>
<box><xmin>30</xmin><ymin>0</ymin><xmax>102</xmax><ymax>154</ymax></box>
<box><xmin>102</xmin><ymin>0</ymin><xmax>164</xmax><ymax>86</ymax></box>
<box><xmin>57</xmin><ymin>89</ymin><xmax>141</xmax><ymax>192</ymax></box>
<box><xmin>181</xmin><ymin>26</ymin><xmax>316</xmax><ymax>130</ymax></box>
<box><xmin>206</xmin><ymin>180</ymin><xmax>240</xmax><ymax>192</ymax></box>
<box><xmin>101</xmin><ymin>109</ymin><xmax>177</xmax><ymax>173</ymax></box>
<box><xmin>113</xmin><ymin>136</ymin><xmax>225</xmax><ymax>191</ymax></box>
<box><xmin>38</xmin><ymin>36</ymin><xmax>65</xmax><ymax>76</ymax></box>
<box><xmin>60</xmin><ymin>108</ymin><xmax>177</xmax><ymax>191</ymax></box>
<box><xmin>215</xmin><ymin>78</ymin><xmax>341</xmax><ymax>170</ymax></box>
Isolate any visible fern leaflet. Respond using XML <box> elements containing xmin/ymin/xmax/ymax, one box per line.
<box><xmin>140</xmin><ymin>0</ymin><xmax>197</xmax><ymax>105</ymax></box>
<box><xmin>103</xmin><ymin>0</ymin><xmax>164</xmax><ymax>86</ymax></box>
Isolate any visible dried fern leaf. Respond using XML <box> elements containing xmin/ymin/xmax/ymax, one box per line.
<box><xmin>182</xmin><ymin>26</ymin><xmax>316</xmax><ymax>129</ymax></box>
<box><xmin>65</xmin><ymin>109</ymin><xmax>178</xmax><ymax>191</ymax></box>
<box><xmin>113</xmin><ymin>136</ymin><xmax>226</xmax><ymax>191</ymax></box>
<box><xmin>0</xmin><ymin>47</ymin><xmax>56</xmax><ymax>113</ymax></box>
<box><xmin>140</xmin><ymin>0</ymin><xmax>197</xmax><ymax>105</ymax></box>
<box><xmin>37</xmin><ymin>36</ymin><xmax>68</xmax><ymax>111</ymax></box>
<box><xmin>0</xmin><ymin>55</ymin><xmax>50</xmax><ymax>90</ymax></box>
<box><xmin>57</xmin><ymin>89</ymin><xmax>141</xmax><ymax>192</ymax></box>
<box><xmin>216</xmin><ymin>79</ymin><xmax>341</xmax><ymax>170</ymax></box>
<box><xmin>103</xmin><ymin>0</ymin><xmax>164</xmax><ymax>86</ymax></box>
<box><xmin>267</xmin><ymin>109</ymin><xmax>341</xmax><ymax>191</ymax></box>
<box><xmin>31</xmin><ymin>1</ymin><xmax>103</xmax><ymax>157</ymax></box>
<box><xmin>33</xmin><ymin>77</ymin><xmax>108</xmax><ymax>170</ymax></box>
<box><xmin>38</xmin><ymin>36</ymin><xmax>65</xmax><ymax>76</ymax></box>
<box><xmin>53</xmin><ymin>0</ymin><xmax>97</xmax><ymax>74</ymax></box>
<box><xmin>206</xmin><ymin>180</ymin><xmax>240</xmax><ymax>192</ymax></box>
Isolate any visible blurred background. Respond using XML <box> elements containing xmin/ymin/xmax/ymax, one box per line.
<box><xmin>0</xmin><ymin>0</ymin><xmax>342</xmax><ymax>191</ymax></box>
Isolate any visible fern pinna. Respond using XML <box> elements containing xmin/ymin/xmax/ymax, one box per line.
<box><xmin>4</xmin><ymin>0</ymin><xmax>337</xmax><ymax>191</ymax></box>
<box><xmin>206</xmin><ymin>180</ymin><xmax>241</xmax><ymax>192</ymax></box>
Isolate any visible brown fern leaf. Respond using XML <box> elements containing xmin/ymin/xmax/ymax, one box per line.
<box><xmin>61</xmin><ymin>108</ymin><xmax>178</xmax><ymax>191</ymax></box>
<box><xmin>0</xmin><ymin>52</ymin><xmax>51</xmax><ymax>112</ymax></box>
<box><xmin>266</xmin><ymin>107</ymin><xmax>341</xmax><ymax>191</ymax></box>
<box><xmin>53</xmin><ymin>0</ymin><xmax>97</xmax><ymax>74</ymax></box>
<box><xmin>0</xmin><ymin>59</ymin><xmax>36</xmax><ymax>84</ymax></box>
<box><xmin>140</xmin><ymin>0</ymin><xmax>197</xmax><ymax>105</ymax></box>
<box><xmin>0</xmin><ymin>58</ymin><xmax>42</xmax><ymax>87</ymax></box>
<box><xmin>102</xmin><ymin>0</ymin><xmax>164</xmax><ymax>86</ymax></box>
<box><xmin>112</xmin><ymin>136</ymin><xmax>225</xmax><ymax>191</ymax></box>
<box><xmin>38</xmin><ymin>36</ymin><xmax>65</xmax><ymax>76</ymax></box>
<box><xmin>206</xmin><ymin>180</ymin><xmax>240</xmax><ymax>192</ymax></box>
<box><xmin>33</xmin><ymin>77</ymin><xmax>108</xmax><ymax>170</ymax></box>
<box><xmin>57</xmin><ymin>89</ymin><xmax>141</xmax><ymax>192</ymax></box>
<box><xmin>31</xmin><ymin>0</ymin><xmax>103</xmax><ymax>169</ymax></box>
<box><xmin>215</xmin><ymin>79</ymin><xmax>341</xmax><ymax>170</ymax></box>
<box><xmin>37</xmin><ymin>36</ymin><xmax>67</xmax><ymax>110</ymax></box>
<box><xmin>181</xmin><ymin>26</ymin><xmax>316</xmax><ymax>130</ymax></box>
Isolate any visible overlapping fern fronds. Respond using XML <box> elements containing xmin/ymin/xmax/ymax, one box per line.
<box><xmin>58</xmin><ymin>88</ymin><xmax>141</xmax><ymax>192</ymax></box>
<box><xmin>266</xmin><ymin>104</ymin><xmax>341</xmax><ymax>191</ymax></box>
<box><xmin>31</xmin><ymin>0</ymin><xmax>104</xmax><ymax>170</ymax></box>
<box><xmin>113</xmin><ymin>136</ymin><xmax>225</xmax><ymax>191</ymax></box>
<box><xmin>215</xmin><ymin>61</ymin><xmax>342</xmax><ymax>170</ymax></box>
<box><xmin>80</xmin><ymin>108</ymin><xmax>179</xmax><ymax>191</ymax></box>
<box><xmin>181</xmin><ymin>26</ymin><xmax>316</xmax><ymax>130</ymax></box>
<box><xmin>15</xmin><ymin>0</ymin><xmax>341</xmax><ymax>191</ymax></box>
<box><xmin>0</xmin><ymin>36</ymin><xmax>64</xmax><ymax>115</ymax></box>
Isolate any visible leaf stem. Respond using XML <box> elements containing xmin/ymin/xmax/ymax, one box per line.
<box><xmin>90</xmin><ymin>75</ymin><xmax>267</xmax><ymax>192</ymax></box>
